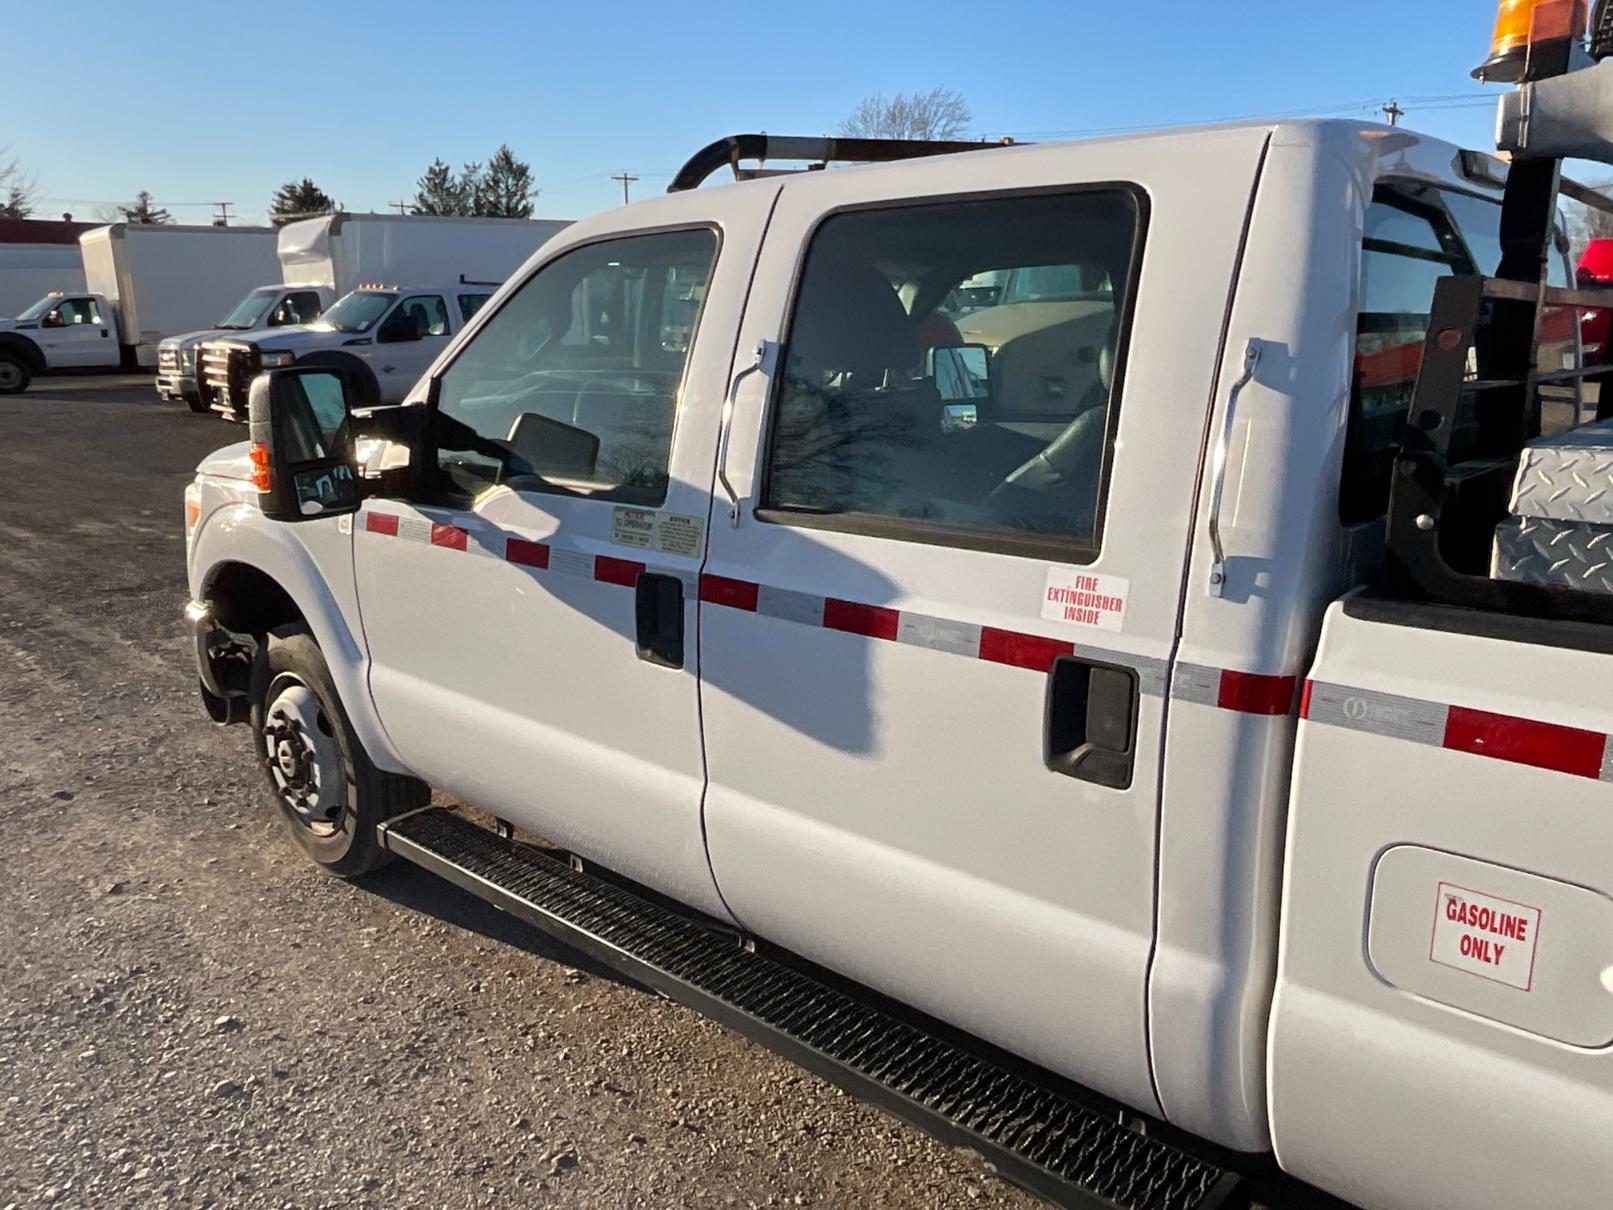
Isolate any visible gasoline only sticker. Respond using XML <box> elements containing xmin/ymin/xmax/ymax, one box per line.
<box><xmin>1429</xmin><ymin>882</ymin><xmax>1542</xmax><ymax>991</ymax></box>
<box><xmin>1042</xmin><ymin>567</ymin><xmax>1129</xmax><ymax>632</ymax></box>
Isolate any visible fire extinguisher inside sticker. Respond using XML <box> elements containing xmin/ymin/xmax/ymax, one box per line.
<box><xmin>1042</xmin><ymin>567</ymin><xmax>1129</xmax><ymax>632</ymax></box>
<box><xmin>1429</xmin><ymin>882</ymin><xmax>1541</xmax><ymax>991</ymax></box>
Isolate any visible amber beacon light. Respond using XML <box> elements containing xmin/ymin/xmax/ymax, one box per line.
<box><xmin>1476</xmin><ymin>0</ymin><xmax>1588</xmax><ymax>81</ymax></box>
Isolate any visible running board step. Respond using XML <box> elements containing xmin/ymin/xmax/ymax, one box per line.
<box><xmin>378</xmin><ymin>807</ymin><xmax>1243</xmax><ymax>1210</ymax></box>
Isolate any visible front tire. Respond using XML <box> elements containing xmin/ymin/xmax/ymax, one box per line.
<box><xmin>185</xmin><ymin>392</ymin><xmax>210</xmax><ymax>415</ymax></box>
<box><xmin>0</xmin><ymin>354</ymin><xmax>30</xmax><ymax>395</ymax></box>
<box><xmin>249</xmin><ymin>624</ymin><xmax>428</xmax><ymax>877</ymax></box>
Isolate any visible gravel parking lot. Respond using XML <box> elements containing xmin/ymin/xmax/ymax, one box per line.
<box><xmin>0</xmin><ymin>379</ymin><xmax>1038</xmax><ymax>1209</ymax></box>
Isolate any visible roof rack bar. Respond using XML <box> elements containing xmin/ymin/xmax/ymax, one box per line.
<box><xmin>667</xmin><ymin>133</ymin><xmax>1011</xmax><ymax>193</ymax></box>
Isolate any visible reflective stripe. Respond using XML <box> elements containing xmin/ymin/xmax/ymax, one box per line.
<box><xmin>1304</xmin><ymin>678</ymin><xmax>1613</xmax><ymax>782</ymax></box>
<box><xmin>360</xmin><ymin>508</ymin><xmax>1288</xmax><ymax>712</ymax></box>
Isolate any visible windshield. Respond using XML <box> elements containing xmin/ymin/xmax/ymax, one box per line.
<box><xmin>999</xmin><ymin>264</ymin><xmax>1109</xmax><ymax>304</ymax></box>
<box><xmin>16</xmin><ymin>296</ymin><xmax>60</xmax><ymax>322</ymax></box>
<box><xmin>321</xmin><ymin>290</ymin><xmax>397</xmax><ymax>334</ymax></box>
<box><xmin>215</xmin><ymin>287</ymin><xmax>280</xmax><ymax>330</ymax></box>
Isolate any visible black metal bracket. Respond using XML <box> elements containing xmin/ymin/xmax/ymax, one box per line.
<box><xmin>667</xmin><ymin>133</ymin><xmax>1011</xmax><ymax>193</ymax></box>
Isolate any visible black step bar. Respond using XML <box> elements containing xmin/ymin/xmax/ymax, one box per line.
<box><xmin>668</xmin><ymin>133</ymin><xmax>1011</xmax><ymax>193</ymax></box>
<box><xmin>378</xmin><ymin>807</ymin><xmax>1256</xmax><ymax>1210</ymax></box>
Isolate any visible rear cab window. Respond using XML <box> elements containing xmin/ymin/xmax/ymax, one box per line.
<box><xmin>760</xmin><ymin>189</ymin><xmax>1144</xmax><ymax>559</ymax></box>
<box><xmin>1343</xmin><ymin>182</ymin><xmax>1576</xmax><ymax>524</ymax></box>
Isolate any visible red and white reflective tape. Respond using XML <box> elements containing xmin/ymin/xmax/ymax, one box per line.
<box><xmin>1303</xmin><ymin>680</ymin><xmax>1613</xmax><ymax>782</ymax></box>
<box><xmin>363</xmin><ymin>508</ymin><xmax>652</xmax><ymax>591</ymax></box>
<box><xmin>361</xmin><ymin>507</ymin><xmax>1297</xmax><ymax>717</ymax></box>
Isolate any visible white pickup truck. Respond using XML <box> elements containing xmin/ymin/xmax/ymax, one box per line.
<box><xmin>155</xmin><ymin>284</ymin><xmax>331</xmax><ymax>412</ymax></box>
<box><xmin>181</xmin><ymin>52</ymin><xmax>1613</xmax><ymax>1208</ymax></box>
<box><xmin>195</xmin><ymin>282</ymin><xmax>497</xmax><ymax>419</ymax></box>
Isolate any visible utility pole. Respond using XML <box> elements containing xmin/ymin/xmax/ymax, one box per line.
<box><xmin>611</xmin><ymin>171</ymin><xmax>639</xmax><ymax>205</ymax></box>
<box><xmin>211</xmin><ymin>201</ymin><xmax>233</xmax><ymax>227</ymax></box>
<box><xmin>1382</xmin><ymin>99</ymin><xmax>1404</xmax><ymax>127</ymax></box>
<box><xmin>389</xmin><ymin>199</ymin><xmax>410</xmax><ymax>215</ymax></box>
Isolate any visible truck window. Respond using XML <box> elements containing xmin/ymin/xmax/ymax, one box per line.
<box><xmin>397</xmin><ymin>295</ymin><xmax>449</xmax><ymax>337</ymax></box>
<box><xmin>457</xmin><ymin>293</ymin><xmax>492</xmax><ymax>323</ymax></box>
<box><xmin>431</xmin><ymin>228</ymin><xmax>718</xmax><ymax>506</ymax></box>
<box><xmin>271</xmin><ymin>291</ymin><xmax>323</xmax><ymax>327</ymax></box>
<box><xmin>761</xmin><ymin>189</ymin><xmax>1142</xmax><ymax>556</ymax></box>
<box><xmin>57</xmin><ymin>297</ymin><xmax>101</xmax><ymax>325</ymax></box>
<box><xmin>1341</xmin><ymin>185</ymin><xmax>1575</xmax><ymax>525</ymax></box>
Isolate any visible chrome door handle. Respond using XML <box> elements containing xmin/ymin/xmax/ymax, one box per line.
<box><xmin>1207</xmin><ymin>339</ymin><xmax>1261</xmax><ymax>597</ymax></box>
<box><xmin>717</xmin><ymin>339</ymin><xmax>777</xmax><ymax>527</ymax></box>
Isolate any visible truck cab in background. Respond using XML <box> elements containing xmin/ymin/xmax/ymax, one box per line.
<box><xmin>0</xmin><ymin>290</ymin><xmax>123</xmax><ymax>392</ymax></box>
<box><xmin>196</xmin><ymin>283</ymin><xmax>494</xmax><ymax>418</ymax></box>
<box><xmin>156</xmin><ymin>284</ymin><xmax>332</xmax><ymax>411</ymax></box>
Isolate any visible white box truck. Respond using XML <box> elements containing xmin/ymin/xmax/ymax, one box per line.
<box><xmin>0</xmin><ymin>223</ymin><xmax>278</xmax><ymax>394</ymax></box>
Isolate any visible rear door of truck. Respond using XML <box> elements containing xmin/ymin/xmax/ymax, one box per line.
<box><xmin>695</xmin><ymin>128</ymin><xmax>1271</xmax><ymax>1113</ymax></box>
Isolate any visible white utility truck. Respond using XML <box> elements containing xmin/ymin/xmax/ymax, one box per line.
<box><xmin>0</xmin><ymin>223</ymin><xmax>278</xmax><ymax>394</ymax></box>
<box><xmin>160</xmin><ymin>214</ymin><xmax>568</xmax><ymax>413</ymax></box>
<box><xmin>178</xmin><ymin>8</ymin><xmax>1613</xmax><ymax>1207</ymax></box>
<box><xmin>192</xmin><ymin>214</ymin><xmax>568</xmax><ymax>419</ymax></box>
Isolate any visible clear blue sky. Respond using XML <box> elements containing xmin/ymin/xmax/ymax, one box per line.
<box><xmin>3</xmin><ymin>0</ymin><xmax>1508</xmax><ymax>226</ymax></box>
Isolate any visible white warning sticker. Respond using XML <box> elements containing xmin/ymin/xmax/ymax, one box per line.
<box><xmin>611</xmin><ymin>507</ymin><xmax>657</xmax><ymax>549</ymax></box>
<box><xmin>611</xmin><ymin>508</ymin><xmax>705</xmax><ymax>558</ymax></box>
<box><xmin>1041</xmin><ymin>567</ymin><xmax>1130</xmax><ymax>632</ymax></box>
<box><xmin>1429</xmin><ymin>882</ymin><xmax>1541</xmax><ymax>991</ymax></box>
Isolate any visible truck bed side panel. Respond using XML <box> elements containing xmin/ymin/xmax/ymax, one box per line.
<box><xmin>1269</xmin><ymin>600</ymin><xmax>1613</xmax><ymax>1210</ymax></box>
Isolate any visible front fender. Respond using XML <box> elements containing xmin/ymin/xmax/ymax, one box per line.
<box><xmin>188</xmin><ymin>502</ymin><xmax>410</xmax><ymax>775</ymax></box>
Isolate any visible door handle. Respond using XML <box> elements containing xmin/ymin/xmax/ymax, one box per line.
<box><xmin>634</xmin><ymin>572</ymin><xmax>685</xmax><ymax>669</ymax></box>
<box><xmin>717</xmin><ymin>339</ymin><xmax>777</xmax><ymax>526</ymax></box>
<box><xmin>1207</xmin><ymin>339</ymin><xmax>1261</xmax><ymax>596</ymax></box>
<box><xmin>1044</xmin><ymin>655</ymin><xmax>1137</xmax><ymax>789</ymax></box>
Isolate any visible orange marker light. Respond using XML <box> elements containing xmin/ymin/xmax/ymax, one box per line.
<box><xmin>249</xmin><ymin>442</ymin><xmax>272</xmax><ymax>493</ymax></box>
<box><xmin>1476</xmin><ymin>0</ymin><xmax>1587</xmax><ymax>81</ymax></box>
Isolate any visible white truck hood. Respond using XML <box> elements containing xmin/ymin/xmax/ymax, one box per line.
<box><xmin>196</xmin><ymin>441</ymin><xmax>257</xmax><ymax>483</ymax></box>
<box><xmin>0</xmin><ymin>318</ymin><xmax>22</xmax><ymax>334</ymax></box>
<box><xmin>219</xmin><ymin>323</ymin><xmax>340</xmax><ymax>356</ymax></box>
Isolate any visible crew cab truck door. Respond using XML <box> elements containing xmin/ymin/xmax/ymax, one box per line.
<box><xmin>40</xmin><ymin>296</ymin><xmax>114</xmax><ymax>367</ymax></box>
<box><xmin>351</xmin><ymin>186</ymin><xmax>779</xmax><ymax>919</ymax></box>
<box><xmin>1269</xmin><ymin>601</ymin><xmax>1613</xmax><ymax>1210</ymax></box>
<box><xmin>697</xmin><ymin>128</ymin><xmax>1270</xmax><ymax>1113</ymax></box>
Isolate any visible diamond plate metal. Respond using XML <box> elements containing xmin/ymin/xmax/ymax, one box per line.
<box><xmin>1492</xmin><ymin>516</ymin><xmax>1613</xmax><ymax>595</ymax></box>
<box><xmin>1509</xmin><ymin>419</ymin><xmax>1613</xmax><ymax>525</ymax></box>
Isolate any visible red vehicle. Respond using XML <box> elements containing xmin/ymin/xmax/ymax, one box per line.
<box><xmin>1579</xmin><ymin>237</ymin><xmax>1613</xmax><ymax>359</ymax></box>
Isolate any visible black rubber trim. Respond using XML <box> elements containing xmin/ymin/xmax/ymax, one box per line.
<box><xmin>1343</xmin><ymin>590</ymin><xmax>1613</xmax><ymax>657</ymax></box>
<box><xmin>379</xmin><ymin>807</ymin><xmax>1251</xmax><ymax>1210</ymax></box>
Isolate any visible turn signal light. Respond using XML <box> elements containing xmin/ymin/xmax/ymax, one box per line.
<box><xmin>1476</xmin><ymin>0</ymin><xmax>1587</xmax><ymax>81</ymax></box>
<box><xmin>249</xmin><ymin>442</ymin><xmax>272</xmax><ymax>493</ymax></box>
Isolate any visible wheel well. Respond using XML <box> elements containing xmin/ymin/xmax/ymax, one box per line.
<box><xmin>204</xmin><ymin>562</ymin><xmax>304</xmax><ymax>637</ymax></box>
<box><xmin>0</xmin><ymin>333</ymin><xmax>45</xmax><ymax>373</ymax></box>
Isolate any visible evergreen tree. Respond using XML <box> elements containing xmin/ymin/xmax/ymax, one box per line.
<box><xmin>269</xmin><ymin>178</ymin><xmax>338</xmax><ymax>227</ymax></box>
<box><xmin>0</xmin><ymin>185</ymin><xmax>33</xmax><ymax>220</ymax></box>
<box><xmin>476</xmin><ymin>144</ymin><xmax>535</xmax><ymax>218</ymax></box>
<box><xmin>411</xmin><ymin>158</ymin><xmax>469</xmax><ymax>216</ymax></box>
<box><xmin>119</xmin><ymin>191</ymin><xmax>173</xmax><ymax>224</ymax></box>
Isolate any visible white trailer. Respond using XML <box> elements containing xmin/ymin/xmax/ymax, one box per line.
<box><xmin>0</xmin><ymin>236</ymin><xmax>86</xmax><ymax>317</ymax></box>
<box><xmin>275</xmin><ymin>212</ymin><xmax>569</xmax><ymax>295</ymax></box>
<box><xmin>79</xmin><ymin>223</ymin><xmax>279</xmax><ymax>368</ymax></box>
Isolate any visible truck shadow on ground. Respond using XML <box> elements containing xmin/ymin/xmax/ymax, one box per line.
<box><xmin>358</xmin><ymin>851</ymin><xmax>645</xmax><ymax>994</ymax></box>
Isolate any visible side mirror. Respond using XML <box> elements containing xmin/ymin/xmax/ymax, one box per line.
<box><xmin>930</xmin><ymin>343</ymin><xmax>992</xmax><ymax>432</ymax></box>
<box><xmin>41</xmin><ymin>310</ymin><xmax>65</xmax><ymax>329</ymax></box>
<box><xmin>247</xmin><ymin>367</ymin><xmax>361</xmax><ymax>522</ymax></box>
<box><xmin>377</xmin><ymin>310</ymin><xmax>423</xmax><ymax>344</ymax></box>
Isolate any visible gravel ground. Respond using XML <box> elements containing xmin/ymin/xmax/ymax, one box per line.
<box><xmin>0</xmin><ymin>382</ymin><xmax>1041</xmax><ymax>1209</ymax></box>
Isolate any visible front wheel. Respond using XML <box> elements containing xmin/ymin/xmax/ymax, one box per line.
<box><xmin>0</xmin><ymin>354</ymin><xmax>30</xmax><ymax>395</ymax></box>
<box><xmin>185</xmin><ymin>392</ymin><xmax>210</xmax><ymax>415</ymax></box>
<box><xmin>250</xmin><ymin>624</ymin><xmax>428</xmax><ymax>877</ymax></box>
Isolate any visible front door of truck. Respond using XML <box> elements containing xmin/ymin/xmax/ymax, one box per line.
<box><xmin>370</xmin><ymin>293</ymin><xmax>453</xmax><ymax>401</ymax></box>
<box><xmin>696</xmin><ymin>133</ymin><xmax>1270</xmax><ymax>1112</ymax></box>
<box><xmin>40</xmin><ymin>296</ymin><xmax>113</xmax><ymax>367</ymax></box>
<box><xmin>351</xmin><ymin>188</ymin><xmax>778</xmax><ymax>917</ymax></box>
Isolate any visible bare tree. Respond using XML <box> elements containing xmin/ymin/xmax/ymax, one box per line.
<box><xmin>840</xmin><ymin>88</ymin><xmax>972</xmax><ymax>141</ymax></box>
<box><xmin>0</xmin><ymin>147</ymin><xmax>39</xmax><ymax>219</ymax></box>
